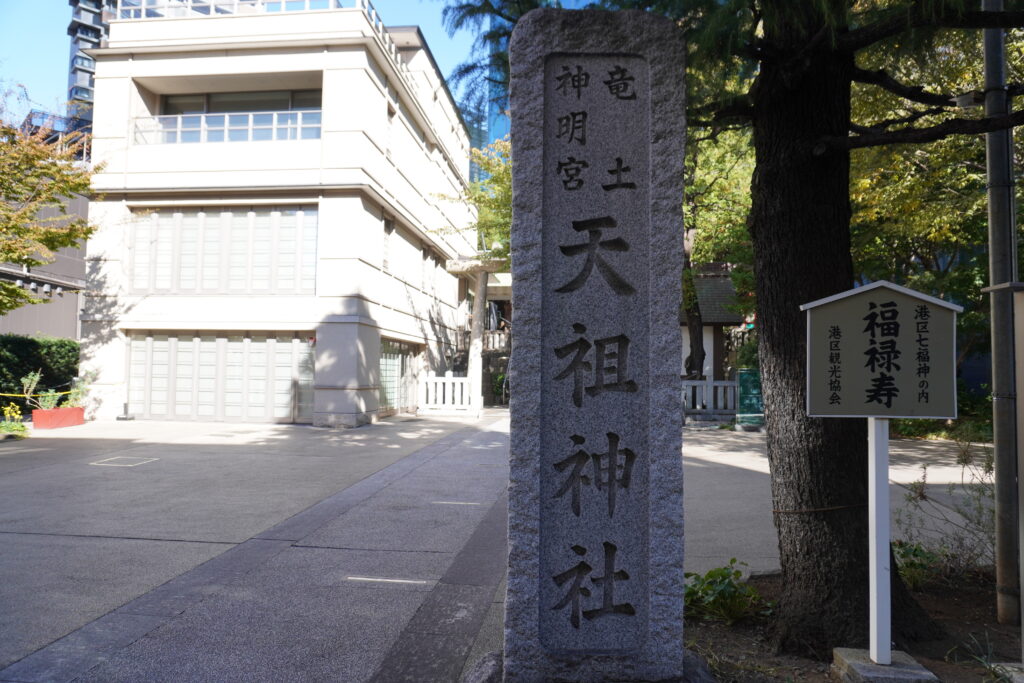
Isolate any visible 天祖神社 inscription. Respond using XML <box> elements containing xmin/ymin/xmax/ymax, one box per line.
<box><xmin>508</xmin><ymin>9</ymin><xmax>687</xmax><ymax>681</ymax></box>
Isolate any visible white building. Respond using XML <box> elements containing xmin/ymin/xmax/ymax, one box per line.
<box><xmin>83</xmin><ymin>0</ymin><xmax>477</xmax><ymax>427</ymax></box>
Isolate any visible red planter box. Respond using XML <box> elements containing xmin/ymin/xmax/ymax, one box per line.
<box><xmin>31</xmin><ymin>407</ymin><xmax>85</xmax><ymax>429</ymax></box>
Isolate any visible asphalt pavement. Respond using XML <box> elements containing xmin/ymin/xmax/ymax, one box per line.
<box><xmin>0</xmin><ymin>411</ymin><xmax>975</xmax><ymax>682</ymax></box>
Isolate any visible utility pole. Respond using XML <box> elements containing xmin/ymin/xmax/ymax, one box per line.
<box><xmin>983</xmin><ymin>0</ymin><xmax>1020</xmax><ymax>626</ymax></box>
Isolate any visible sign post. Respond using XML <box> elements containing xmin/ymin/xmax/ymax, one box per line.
<box><xmin>801</xmin><ymin>280</ymin><xmax>961</xmax><ymax>665</ymax></box>
<box><xmin>867</xmin><ymin>416</ymin><xmax>890</xmax><ymax>664</ymax></box>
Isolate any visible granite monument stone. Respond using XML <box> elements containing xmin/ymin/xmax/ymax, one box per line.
<box><xmin>507</xmin><ymin>9</ymin><xmax>687</xmax><ymax>681</ymax></box>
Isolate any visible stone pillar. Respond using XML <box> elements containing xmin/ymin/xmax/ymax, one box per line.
<box><xmin>507</xmin><ymin>9</ymin><xmax>687</xmax><ymax>681</ymax></box>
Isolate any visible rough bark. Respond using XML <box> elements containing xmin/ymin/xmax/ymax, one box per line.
<box><xmin>682</xmin><ymin>264</ymin><xmax>706</xmax><ymax>380</ymax></box>
<box><xmin>749</xmin><ymin>3</ymin><xmax>941</xmax><ymax>656</ymax></box>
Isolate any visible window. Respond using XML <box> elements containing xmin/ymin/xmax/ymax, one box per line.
<box><xmin>161</xmin><ymin>90</ymin><xmax>322</xmax><ymax>115</ymax></box>
<box><xmin>69</xmin><ymin>86</ymin><xmax>93</xmax><ymax>101</ymax></box>
<box><xmin>72</xmin><ymin>55</ymin><xmax>95</xmax><ymax>71</ymax></box>
<box><xmin>148</xmin><ymin>91</ymin><xmax>322</xmax><ymax>144</ymax></box>
<box><xmin>163</xmin><ymin>95</ymin><xmax>205</xmax><ymax>115</ymax></box>
<box><xmin>209</xmin><ymin>91</ymin><xmax>290</xmax><ymax>113</ymax></box>
<box><xmin>131</xmin><ymin>207</ymin><xmax>318</xmax><ymax>294</ymax></box>
<box><xmin>74</xmin><ymin>25</ymin><xmax>100</xmax><ymax>39</ymax></box>
<box><xmin>380</xmin><ymin>340</ymin><xmax>418</xmax><ymax>412</ymax></box>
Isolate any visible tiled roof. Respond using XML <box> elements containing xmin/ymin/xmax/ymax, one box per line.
<box><xmin>684</xmin><ymin>274</ymin><xmax>744</xmax><ymax>325</ymax></box>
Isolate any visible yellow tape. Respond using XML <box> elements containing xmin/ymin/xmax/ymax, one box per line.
<box><xmin>0</xmin><ymin>391</ymin><xmax>72</xmax><ymax>397</ymax></box>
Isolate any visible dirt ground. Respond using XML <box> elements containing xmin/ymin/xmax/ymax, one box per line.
<box><xmin>686</xmin><ymin>573</ymin><xmax>1020</xmax><ymax>682</ymax></box>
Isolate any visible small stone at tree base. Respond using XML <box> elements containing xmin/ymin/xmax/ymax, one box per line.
<box><xmin>832</xmin><ymin>648</ymin><xmax>938</xmax><ymax>682</ymax></box>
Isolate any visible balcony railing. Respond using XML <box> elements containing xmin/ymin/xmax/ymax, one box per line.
<box><xmin>117</xmin><ymin>0</ymin><xmax>346</xmax><ymax>19</ymax></box>
<box><xmin>134</xmin><ymin>110</ymin><xmax>321</xmax><ymax>144</ymax></box>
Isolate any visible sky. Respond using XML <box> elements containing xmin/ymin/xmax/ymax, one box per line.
<box><xmin>0</xmin><ymin>0</ymin><xmax>479</xmax><ymax>124</ymax></box>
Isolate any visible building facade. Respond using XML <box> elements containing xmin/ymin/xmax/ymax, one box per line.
<box><xmin>67</xmin><ymin>0</ymin><xmax>117</xmax><ymax>121</ymax></box>
<box><xmin>0</xmin><ymin>194</ymin><xmax>88</xmax><ymax>340</ymax></box>
<box><xmin>83</xmin><ymin>0</ymin><xmax>477</xmax><ymax>426</ymax></box>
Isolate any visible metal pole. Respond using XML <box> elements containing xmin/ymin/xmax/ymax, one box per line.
<box><xmin>983</xmin><ymin>0</ymin><xmax>1021</xmax><ymax>627</ymax></box>
<box><xmin>868</xmin><ymin>417</ymin><xmax>891</xmax><ymax>665</ymax></box>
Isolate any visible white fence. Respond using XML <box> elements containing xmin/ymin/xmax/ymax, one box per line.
<box><xmin>419</xmin><ymin>372</ymin><xmax>473</xmax><ymax>415</ymax></box>
<box><xmin>682</xmin><ymin>379</ymin><xmax>738</xmax><ymax>420</ymax></box>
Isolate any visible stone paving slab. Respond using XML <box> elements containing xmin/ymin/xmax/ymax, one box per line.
<box><xmin>1</xmin><ymin>414</ymin><xmax>511</xmax><ymax>682</ymax></box>
<box><xmin>0</xmin><ymin>534</ymin><xmax>230</xmax><ymax>670</ymax></box>
<box><xmin>0</xmin><ymin>415</ymin><xmax>485</xmax><ymax>678</ymax></box>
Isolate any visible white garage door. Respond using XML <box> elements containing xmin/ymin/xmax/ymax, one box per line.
<box><xmin>128</xmin><ymin>332</ymin><xmax>314</xmax><ymax>423</ymax></box>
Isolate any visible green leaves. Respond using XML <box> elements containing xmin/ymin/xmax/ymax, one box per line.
<box><xmin>466</xmin><ymin>137</ymin><xmax>513</xmax><ymax>260</ymax></box>
<box><xmin>684</xmin><ymin>558</ymin><xmax>773</xmax><ymax>624</ymax></box>
<box><xmin>0</xmin><ymin>120</ymin><xmax>96</xmax><ymax>315</ymax></box>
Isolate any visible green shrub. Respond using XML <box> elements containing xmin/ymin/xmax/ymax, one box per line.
<box><xmin>37</xmin><ymin>390</ymin><xmax>61</xmax><ymax>410</ymax></box>
<box><xmin>684</xmin><ymin>559</ymin><xmax>772</xmax><ymax>624</ymax></box>
<box><xmin>734</xmin><ymin>333</ymin><xmax>758</xmax><ymax>369</ymax></box>
<box><xmin>893</xmin><ymin>540</ymin><xmax>941</xmax><ymax>591</ymax></box>
<box><xmin>62</xmin><ymin>373</ymin><xmax>94</xmax><ymax>408</ymax></box>
<box><xmin>0</xmin><ymin>335</ymin><xmax>79</xmax><ymax>412</ymax></box>
<box><xmin>891</xmin><ymin>381</ymin><xmax>992</xmax><ymax>441</ymax></box>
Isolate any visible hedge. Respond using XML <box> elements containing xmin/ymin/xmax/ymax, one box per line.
<box><xmin>0</xmin><ymin>335</ymin><xmax>80</xmax><ymax>412</ymax></box>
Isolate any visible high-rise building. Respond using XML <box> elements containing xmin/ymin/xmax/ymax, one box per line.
<box><xmin>67</xmin><ymin>0</ymin><xmax>117</xmax><ymax>121</ymax></box>
<box><xmin>83</xmin><ymin>0</ymin><xmax>477</xmax><ymax>426</ymax></box>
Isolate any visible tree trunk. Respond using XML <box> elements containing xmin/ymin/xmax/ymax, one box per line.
<box><xmin>749</xmin><ymin>5</ymin><xmax>940</xmax><ymax>655</ymax></box>
<box><xmin>682</xmin><ymin>265</ymin><xmax>706</xmax><ymax>380</ymax></box>
<box><xmin>682</xmin><ymin>135</ymin><xmax>706</xmax><ymax>381</ymax></box>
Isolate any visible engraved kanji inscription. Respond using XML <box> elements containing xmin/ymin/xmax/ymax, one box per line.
<box><xmin>556</xmin><ymin>111</ymin><xmax>588</xmax><ymax>145</ymax></box>
<box><xmin>602</xmin><ymin>157</ymin><xmax>637</xmax><ymax>191</ymax></box>
<box><xmin>604</xmin><ymin>65</ymin><xmax>637</xmax><ymax>100</ymax></box>
<box><xmin>553</xmin><ymin>323</ymin><xmax>639</xmax><ymax>407</ymax></box>
<box><xmin>555</xmin><ymin>65</ymin><xmax>590</xmax><ymax>99</ymax></box>
<box><xmin>551</xmin><ymin>545</ymin><xmax>592</xmax><ymax>629</ymax></box>
<box><xmin>556</xmin><ymin>157</ymin><xmax>589</xmax><ymax>190</ymax></box>
<box><xmin>551</xmin><ymin>542</ymin><xmax>635</xmax><ymax>629</ymax></box>
<box><xmin>553</xmin><ymin>432</ymin><xmax>637</xmax><ymax>517</ymax></box>
<box><xmin>555</xmin><ymin>216</ymin><xmax>636</xmax><ymax>296</ymax></box>
<box><xmin>585</xmin><ymin>542</ymin><xmax>636</xmax><ymax>621</ymax></box>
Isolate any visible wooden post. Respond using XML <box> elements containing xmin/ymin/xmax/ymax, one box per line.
<box><xmin>868</xmin><ymin>416</ymin><xmax>891</xmax><ymax>665</ymax></box>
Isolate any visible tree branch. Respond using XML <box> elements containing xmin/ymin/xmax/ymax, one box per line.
<box><xmin>817</xmin><ymin>109</ymin><xmax>1024</xmax><ymax>153</ymax></box>
<box><xmin>687</xmin><ymin>95</ymin><xmax>755</xmax><ymax>129</ymax></box>
<box><xmin>840</xmin><ymin>8</ymin><xmax>1024</xmax><ymax>52</ymax></box>
<box><xmin>689</xmin><ymin>95</ymin><xmax>755</xmax><ymax>118</ymax></box>
<box><xmin>850</xmin><ymin>106</ymin><xmax>949</xmax><ymax>133</ymax></box>
<box><xmin>852</xmin><ymin>66</ymin><xmax>954</xmax><ymax>107</ymax></box>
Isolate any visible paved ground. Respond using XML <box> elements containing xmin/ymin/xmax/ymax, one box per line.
<box><xmin>0</xmin><ymin>412</ymin><xmax>978</xmax><ymax>682</ymax></box>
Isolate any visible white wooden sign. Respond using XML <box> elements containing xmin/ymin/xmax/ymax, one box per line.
<box><xmin>801</xmin><ymin>281</ymin><xmax>961</xmax><ymax>666</ymax></box>
<box><xmin>802</xmin><ymin>281</ymin><xmax>960</xmax><ymax>419</ymax></box>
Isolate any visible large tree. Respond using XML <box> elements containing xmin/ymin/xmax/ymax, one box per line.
<box><xmin>616</xmin><ymin>0</ymin><xmax>1024</xmax><ymax>654</ymax></box>
<box><xmin>447</xmin><ymin>0</ymin><xmax>1024</xmax><ymax>654</ymax></box>
<box><xmin>0</xmin><ymin>112</ymin><xmax>94</xmax><ymax>315</ymax></box>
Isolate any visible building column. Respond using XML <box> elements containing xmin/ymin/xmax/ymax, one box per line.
<box><xmin>312</xmin><ymin>320</ymin><xmax>381</xmax><ymax>428</ymax></box>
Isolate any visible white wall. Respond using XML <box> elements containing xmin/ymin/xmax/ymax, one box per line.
<box><xmin>680</xmin><ymin>326</ymin><xmax>715</xmax><ymax>379</ymax></box>
<box><xmin>84</xmin><ymin>6</ymin><xmax>476</xmax><ymax>424</ymax></box>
